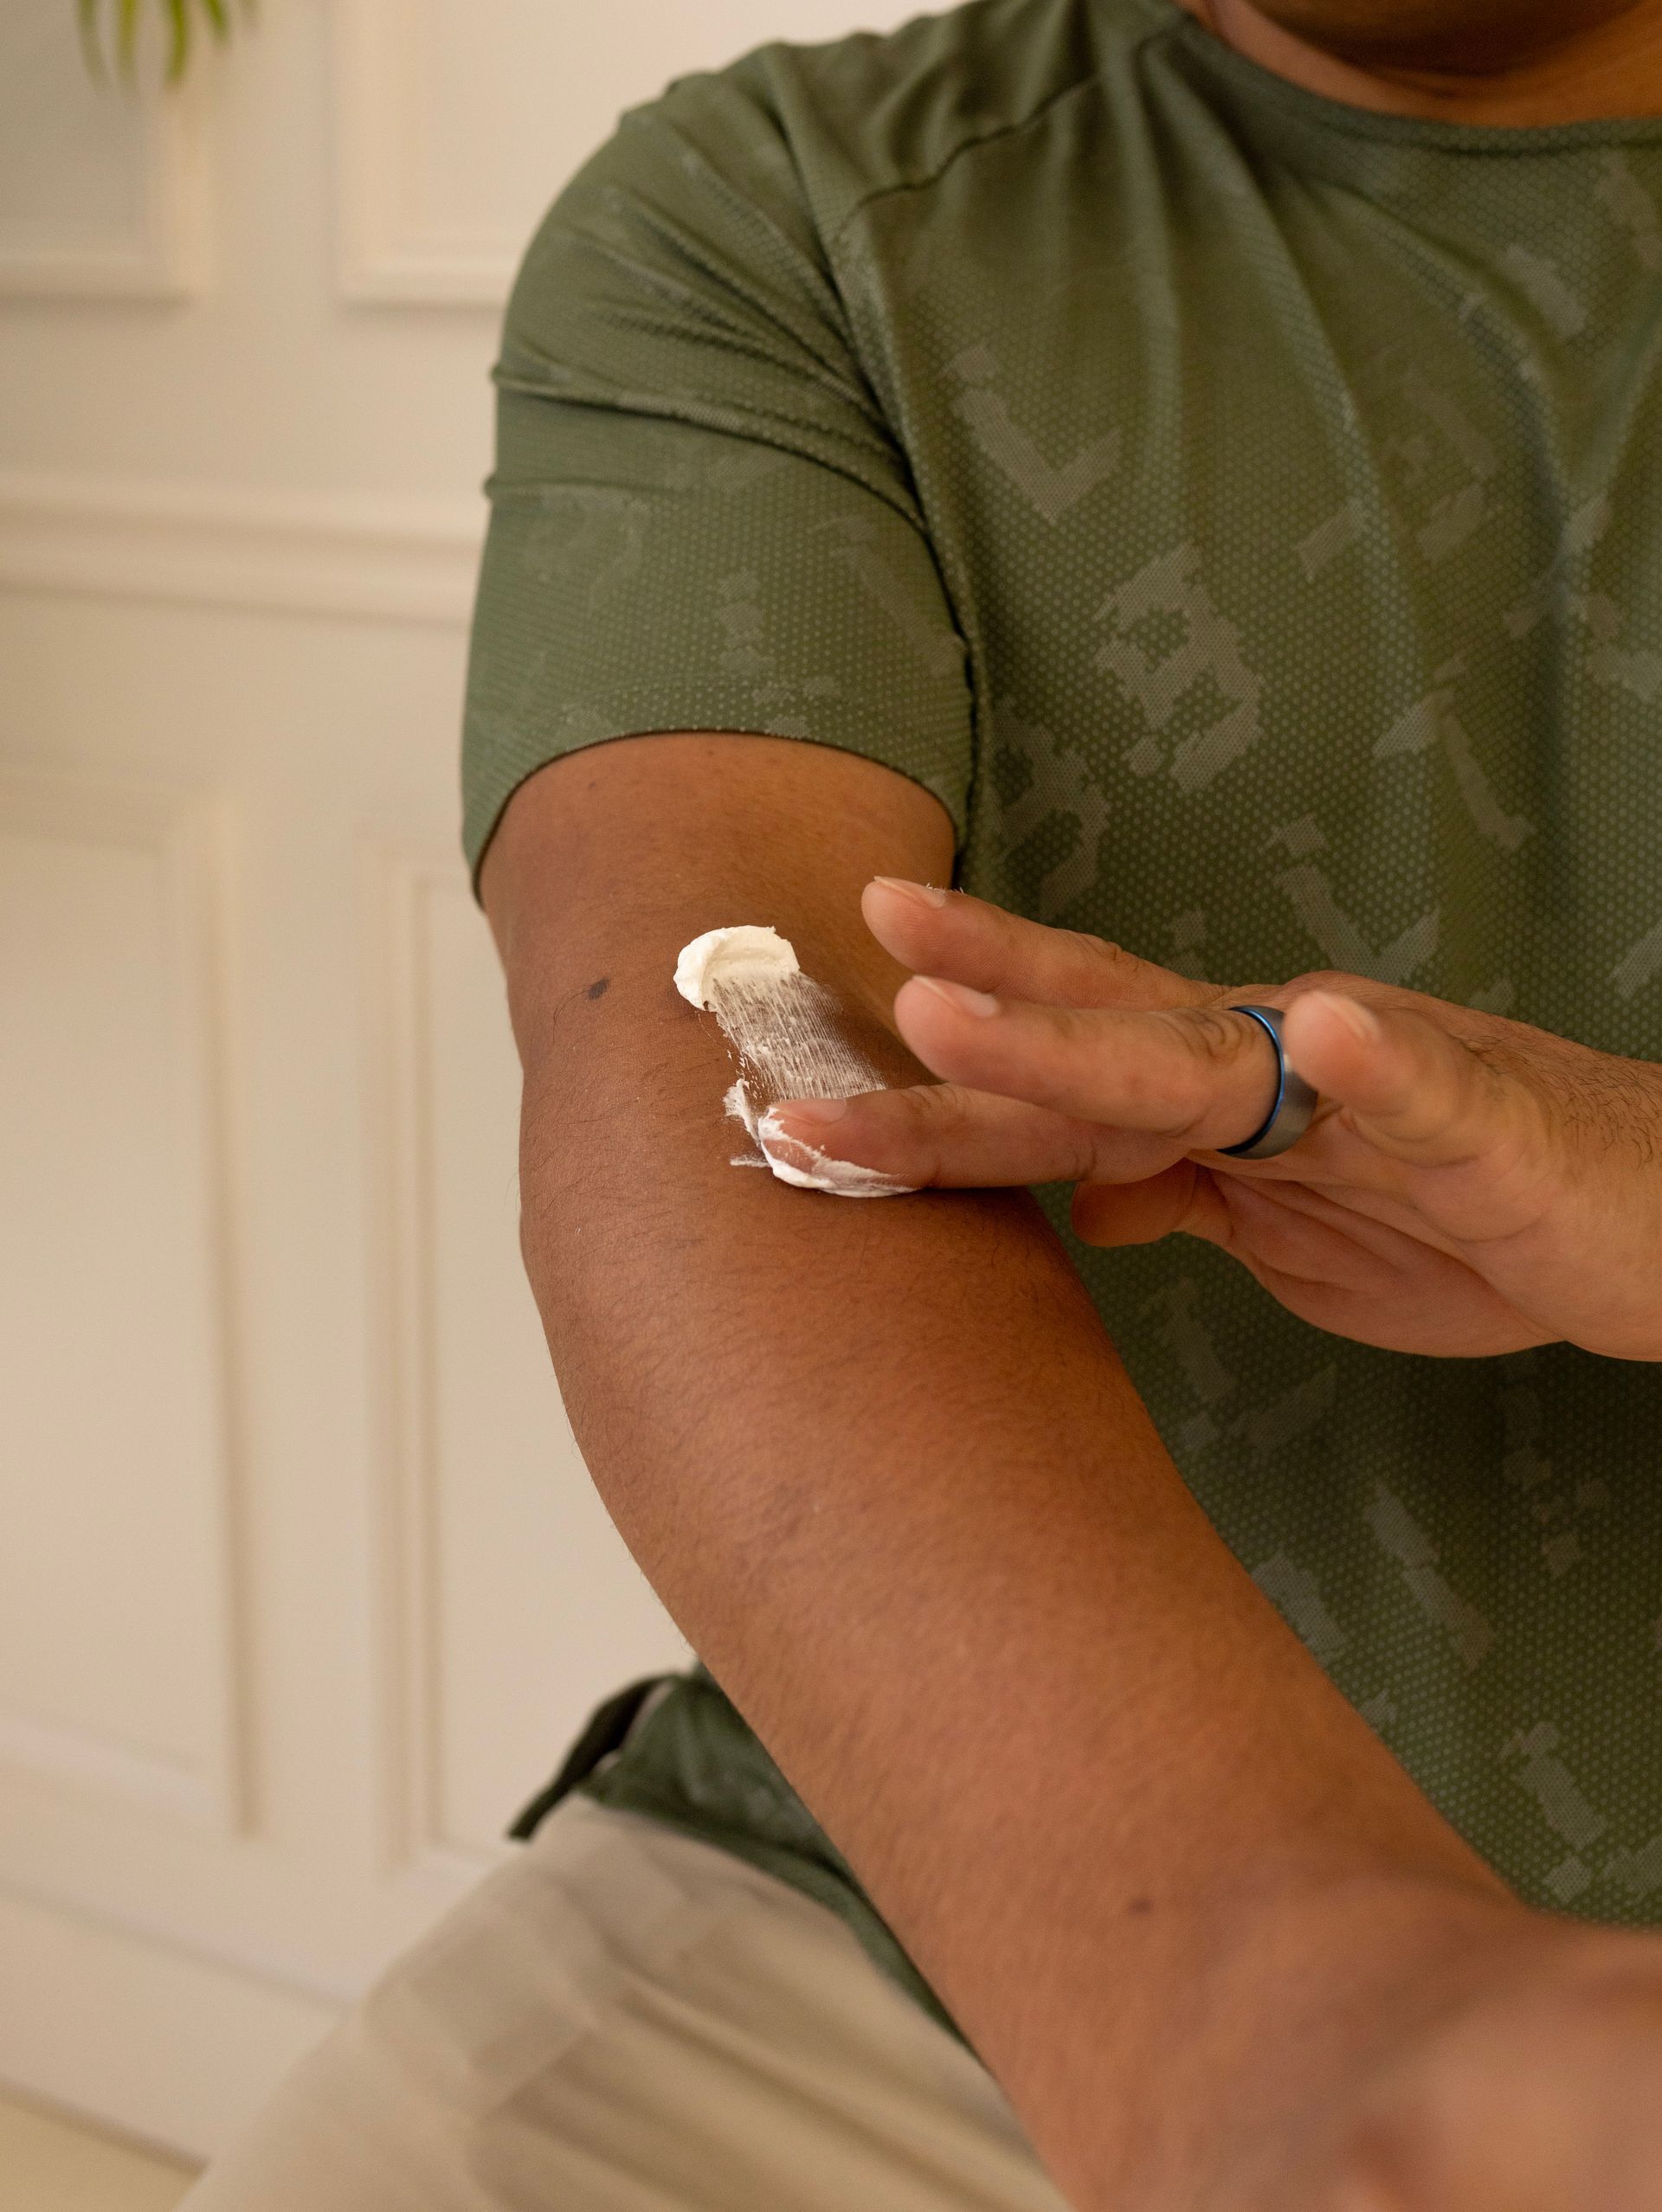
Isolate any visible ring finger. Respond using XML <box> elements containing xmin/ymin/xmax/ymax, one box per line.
<box><xmin>893</xmin><ymin>977</ymin><xmax>1291</xmax><ymax>1154</ymax></box>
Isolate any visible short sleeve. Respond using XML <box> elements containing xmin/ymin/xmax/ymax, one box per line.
<box><xmin>461</xmin><ymin>56</ymin><xmax>975</xmax><ymax>887</ymax></box>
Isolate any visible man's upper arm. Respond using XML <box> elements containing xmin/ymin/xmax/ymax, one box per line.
<box><xmin>480</xmin><ymin>730</ymin><xmax>957</xmax><ymax>1093</ymax></box>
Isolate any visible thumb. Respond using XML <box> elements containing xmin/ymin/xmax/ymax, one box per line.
<box><xmin>1279</xmin><ymin>989</ymin><xmax>1529</xmax><ymax>1170</ymax></box>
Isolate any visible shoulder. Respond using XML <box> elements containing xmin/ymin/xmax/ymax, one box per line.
<box><xmin>745</xmin><ymin>0</ymin><xmax>1103</xmax><ymax>222</ymax></box>
<box><xmin>570</xmin><ymin>0</ymin><xmax>1169</xmax><ymax>236</ymax></box>
<box><xmin>500</xmin><ymin>0</ymin><xmax>1174</xmax><ymax>372</ymax></box>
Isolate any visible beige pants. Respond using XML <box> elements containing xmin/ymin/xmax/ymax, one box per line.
<box><xmin>182</xmin><ymin>1796</ymin><xmax>1072</xmax><ymax>2210</ymax></box>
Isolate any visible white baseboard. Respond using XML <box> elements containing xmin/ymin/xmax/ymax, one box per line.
<box><xmin>0</xmin><ymin>1885</ymin><xmax>338</xmax><ymax>2163</ymax></box>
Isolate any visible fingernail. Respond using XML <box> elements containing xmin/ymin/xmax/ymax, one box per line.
<box><xmin>765</xmin><ymin>1096</ymin><xmax>848</xmax><ymax>1126</ymax></box>
<box><xmin>870</xmin><ymin>876</ymin><xmax>950</xmax><ymax>908</ymax></box>
<box><xmin>913</xmin><ymin>975</ymin><xmax>1000</xmax><ymax>1018</ymax></box>
<box><xmin>1309</xmin><ymin>991</ymin><xmax>1379</xmax><ymax>1045</ymax></box>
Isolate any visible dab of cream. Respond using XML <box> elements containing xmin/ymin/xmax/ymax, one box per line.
<box><xmin>673</xmin><ymin>925</ymin><xmax>917</xmax><ymax>1199</ymax></box>
<box><xmin>674</xmin><ymin>925</ymin><xmax>801</xmax><ymax>1007</ymax></box>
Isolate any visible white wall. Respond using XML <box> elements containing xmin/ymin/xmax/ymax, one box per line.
<box><xmin>0</xmin><ymin>0</ymin><xmax>918</xmax><ymax>2157</ymax></box>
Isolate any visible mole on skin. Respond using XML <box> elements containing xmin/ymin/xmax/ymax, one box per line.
<box><xmin>586</xmin><ymin>976</ymin><xmax>610</xmax><ymax>1000</ymax></box>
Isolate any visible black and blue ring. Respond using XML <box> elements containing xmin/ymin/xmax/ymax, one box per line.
<box><xmin>1216</xmin><ymin>1003</ymin><xmax>1320</xmax><ymax>1161</ymax></box>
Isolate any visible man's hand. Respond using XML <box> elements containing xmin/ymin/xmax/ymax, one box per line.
<box><xmin>764</xmin><ymin>878</ymin><xmax>1662</xmax><ymax>1361</ymax></box>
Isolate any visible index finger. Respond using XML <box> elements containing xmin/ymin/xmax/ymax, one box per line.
<box><xmin>862</xmin><ymin>878</ymin><xmax>1219</xmax><ymax>1014</ymax></box>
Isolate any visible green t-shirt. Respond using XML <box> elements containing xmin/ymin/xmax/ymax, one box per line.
<box><xmin>462</xmin><ymin>0</ymin><xmax>1662</xmax><ymax>2043</ymax></box>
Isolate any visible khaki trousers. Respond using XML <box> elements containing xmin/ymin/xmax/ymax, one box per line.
<box><xmin>181</xmin><ymin>1796</ymin><xmax>1072</xmax><ymax>2211</ymax></box>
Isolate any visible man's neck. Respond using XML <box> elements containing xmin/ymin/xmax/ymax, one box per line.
<box><xmin>1183</xmin><ymin>0</ymin><xmax>1662</xmax><ymax>124</ymax></box>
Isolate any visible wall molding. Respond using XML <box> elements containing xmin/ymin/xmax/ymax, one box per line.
<box><xmin>0</xmin><ymin>1879</ymin><xmax>342</xmax><ymax>2160</ymax></box>
<box><xmin>0</xmin><ymin>1709</ymin><xmax>218</xmax><ymax>1828</ymax></box>
<box><xmin>0</xmin><ymin>472</ymin><xmax>484</xmax><ymax>625</ymax></box>
<box><xmin>361</xmin><ymin>844</ymin><xmax>502</xmax><ymax>1879</ymax></box>
<box><xmin>0</xmin><ymin>49</ymin><xmax>209</xmax><ymax>301</ymax></box>
<box><xmin>332</xmin><ymin>0</ymin><xmax>519</xmax><ymax>308</ymax></box>
<box><xmin>0</xmin><ymin>767</ymin><xmax>250</xmax><ymax>1839</ymax></box>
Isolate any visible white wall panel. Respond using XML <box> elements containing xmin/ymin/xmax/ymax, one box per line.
<box><xmin>0</xmin><ymin>0</ymin><xmax>937</xmax><ymax>2151</ymax></box>
<box><xmin>334</xmin><ymin>0</ymin><xmax>929</xmax><ymax>305</ymax></box>
<box><xmin>0</xmin><ymin>773</ymin><xmax>242</xmax><ymax>1829</ymax></box>
<box><xmin>0</xmin><ymin>2</ymin><xmax>208</xmax><ymax>298</ymax></box>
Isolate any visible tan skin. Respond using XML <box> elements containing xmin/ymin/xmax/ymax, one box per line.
<box><xmin>490</xmin><ymin>737</ymin><xmax>1662</xmax><ymax>2212</ymax></box>
<box><xmin>484</xmin><ymin>9</ymin><xmax>1662</xmax><ymax>2208</ymax></box>
<box><xmin>1179</xmin><ymin>0</ymin><xmax>1662</xmax><ymax>122</ymax></box>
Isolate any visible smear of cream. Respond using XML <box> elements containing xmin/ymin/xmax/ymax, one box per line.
<box><xmin>674</xmin><ymin>925</ymin><xmax>917</xmax><ymax>1198</ymax></box>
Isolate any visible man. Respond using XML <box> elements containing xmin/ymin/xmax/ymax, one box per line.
<box><xmin>186</xmin><ymin>0</ymin><xmax>1662</xmax><ymax>2204</ymax></box>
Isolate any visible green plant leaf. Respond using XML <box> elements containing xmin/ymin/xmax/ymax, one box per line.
<box><xmin>76</xmin><ymin>0</ymin><xmax>254</xmax><ymax>87</ymax></box>
<box><xmin>166</xmin><ymin>0</ymin><xmax>190</xmax><ymax>80</ymax></box>
<box><xmin>76</xmin><ymin>0</ymin><xmax>107</xmax><ymax>82</ymax></box>
<box><xmin>117</xmin><ymin>0</ymin><xmax>140</xmax><ymax>82</ymax></box>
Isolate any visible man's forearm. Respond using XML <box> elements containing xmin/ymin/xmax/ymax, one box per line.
<box><xmin>486</xmin><ymin>737</ymin><xmax>1519</xmax><ymax>2209</ymax></box>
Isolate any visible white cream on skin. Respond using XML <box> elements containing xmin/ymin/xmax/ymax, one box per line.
<box><xmin>673</xmin><ymin>925</ymin><xmax>917</xmax><ymax>1198</ymax></box>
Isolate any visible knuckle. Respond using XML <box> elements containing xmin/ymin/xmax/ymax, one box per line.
<box><xmin>896</xmin><ymin>1092</ymin><xmax>957</xmax><ymax>1182</ymax></box>
<box><xmin>890</xmin><ymin>1081</ymin><xmax>996</xmax><ymax>1186</ymax></box>
<box><xmin>1066</xmin><ymin>929</ymin><xmax>1136</xmax><ymax>974</ymax></box>
<box><xmin>899</xmin><ymin>1080</ymin><xmax>965</xmax><ymax>1129</ymax></box>
<box><xmin>1069</xmin><ymin>1128</ymin><xmax>1109</xmax><ymax>1182</ymax></box>
<box><xmin>1048</xmin><ymin>1004</ymin><xmax>1109</xmax><ymax>1060</ymax></box>
<box><xmin>886</xmin><ymin>1083</ymin><xmax>979</xmax><ymax>1172</ymax></box>
<box><xmin>1179</xmin><ymin>1005</ymin><xmax>1254</xmax><ymax>1070</ymax></box>
<box><xmin>1160</xmin><ymin>1004</ymin><xmax>1269</xmax><ymax>1131</ymax></box>
<box><xmin>1286</xmin><ymin>968</ymin><xmax>1387</xmax><ymax>1014</ymax></box>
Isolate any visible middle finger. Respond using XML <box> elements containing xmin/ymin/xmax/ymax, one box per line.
<box><xmin>863</xmin><ymin>879</ymin><xmax>1220</xmax><ymax>1013</ymax></box>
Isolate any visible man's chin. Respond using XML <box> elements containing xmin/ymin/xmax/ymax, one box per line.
<box><xmin>1243</xmin><ymin>0</ymin><xmax>1646</xmax><ymax>74</ymax></box>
